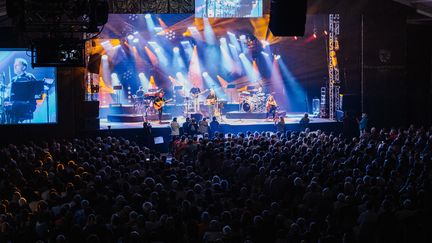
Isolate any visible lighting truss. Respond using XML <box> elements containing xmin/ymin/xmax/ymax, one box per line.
<box><xmin>328</xmin><ymin>14</ymin><xmax>340</xmax><ymax>120</ymax></box>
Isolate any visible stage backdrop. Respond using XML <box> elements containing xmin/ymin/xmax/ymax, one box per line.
<box><xmin>91</xmin><ymin>14</ymin><xmax>329</xmax><ymax>113</ymax></box>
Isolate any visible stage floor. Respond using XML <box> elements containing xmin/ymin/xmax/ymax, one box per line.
<box><xmin>100</xmin><ymin>112</ymin><xmax>336</xmax><ymax>130</ymax></box>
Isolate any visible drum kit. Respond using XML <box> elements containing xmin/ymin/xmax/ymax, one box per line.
<box><xmin>132</xmin><ymin>88</ymin><xmax>162</xmax><ymax>116</ymax></box>
<box><xmin>240</xmin><ymin>89</ymin><xmax>267</xmax><ymax>113</ymax></box>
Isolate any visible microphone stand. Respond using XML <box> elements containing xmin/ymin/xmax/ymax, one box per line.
<box><xmin>43</xmin><ymin>78</ymin><xmax>54</xmax><ymax>123</ymax></box>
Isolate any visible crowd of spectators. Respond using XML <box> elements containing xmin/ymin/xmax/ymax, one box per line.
<box><xmin>0</xmin><ymin>125</ymin><xmax>431</xmax><ymax>242</ymax></box>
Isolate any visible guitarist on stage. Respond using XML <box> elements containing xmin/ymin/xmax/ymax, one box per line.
<box><xmin>206</xmin><ymin>89</ymin><xmax>217</xmax><ymax>118</ymax></box>
<box><xmin>266</xmin><ymin>94</ymin><xmax>278</xmax><ymax>121</ymax></box>
<box><xmin>153</xmin><ymin>91</ymin><xmax>167</xmax><ymax>123</ymax></box>
<box><xmin>189</xmin><ymin>85</ymin><xmax>201</xmax><ymax>113</ymax></box>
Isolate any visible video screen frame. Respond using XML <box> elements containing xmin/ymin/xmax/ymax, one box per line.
<box><xmin>195</xmin><ymin>0</ymin><xmax>263</xmax><ymax>18</ymax></box>
<box><xmin>0</xmin><ymin>48</ymin><xmax>58</xmax><ymax>125</ymax></box>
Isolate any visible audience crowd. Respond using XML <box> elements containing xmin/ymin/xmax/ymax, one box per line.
<box><xmin>0</xmin><ymin>125</ymin><xmax>431</xmax><ymax>242</ymax></box>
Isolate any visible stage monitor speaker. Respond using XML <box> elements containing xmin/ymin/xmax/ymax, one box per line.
<box><xmin>269</xmin><ymin>0</ymin><xmax>307</xmax><ymax>37</ymax></box>
<box><xmin>87</xmin><ymin>53</ymin><xmax>101</xmax><ymax>74</ymax></box>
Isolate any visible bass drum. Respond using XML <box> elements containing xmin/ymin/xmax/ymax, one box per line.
<box><xmin>242</xmin><ymin>101</ymin><xmax>256</xmax><ymax>112</ymax></box>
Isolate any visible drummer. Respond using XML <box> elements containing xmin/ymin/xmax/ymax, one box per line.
<box><xmin>136</xmin><ymin>86</ymin><xmax>145</xmax><ymax>98</ymax></box>
<box><xmin>256</xmin><ymin>86</ymin><xmax>265</xmax><ymax>96</ymax></box>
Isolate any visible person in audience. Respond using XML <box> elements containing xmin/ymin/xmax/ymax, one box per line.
<box><xmin>343</xmin><ymin>111</ymin><xmax>359</xmax><ymax>138</ymax></box>
<box><xmin>276</xmin><ymin>116</ymin><xmax>286</xmax><ymax>133</ymax></box>
<box><xmin>142</xmin><ymin>121</ymin><xmax>153</xmax><ymax>148</ymax></box>
<box><xmin>210</xmin><ymin>116</ymin><xmax>220</xmax><ymax>136</ymax></box>
<box><xmin>189</xmin><ymin>117</ymin><xmax>199</xmax><ymax>135</ymax></box>
<box><xmin>299</xmin><ymin>113</ymin><xmax>310</xmax><ymax>125</ymax></box>
<box><xmin>170</xmin><ymin>117</ymin><xmax>180</xmax><ymax>139</ymax></box>
<box><xmin>198</xmin><ymin>117</ymin><xmax>209</xmax><ymax>134</ymax></box>
<box><xmin>359</xmin><ymin>113</ymin><xmax>368</xmax><ymax>136</ymax></box>
<box><xmin>182</xmin><ymin>117</ymin><xmax>191</xmax><ymax>135</ymax></box>
<box><xmin>169</xmin><ymin>118</ymin><xmax>180</xmax><ymax>154</ymax></box>
<box><xmin>0</xmin><ymin>125</ymin><xmax>430</xmax><ymax>242</ymax></box>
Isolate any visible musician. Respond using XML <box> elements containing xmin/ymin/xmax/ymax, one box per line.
<box><xmin>266</xmin><ymin>94</ymin><xmax>277</xmax><ymax>120</ymax></box>
<box><xmin>206</xmin><ymin>89</ymin><xmax>217</xmax><ymax>118</ymax></box>
<box><xmin>189</xmin><ymin>85</ymin><xmax>201</xmax><ymax>112</ymax></box>
<box><xmin>153</xmin><ymin>91</ymin><xmax>166</xmax><ymax>123</ymax></box>
<box><xmin>12</xmin><ymin>58</ymin><xmax>36</xmax><ymax>82</ymax></box>
<box><xmin>256</xmin><ymin>86</ymin><xmax>265</xmax><ymax>96</ymax></box>
<box><xmin>9</xmin><ymin>58</ymin><xmax>38</xmax><ymax>123</ymax></box>
<box><xmin>136</xmin><ymin>86</ymin><xmax>145</xmax><ymax>98</ymax></box>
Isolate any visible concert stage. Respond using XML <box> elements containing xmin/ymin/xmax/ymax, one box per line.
<box><xmin>86</xmin><ymin>13</ymin><xmax>340</xmax><ymax>153</ymax></box>
<box><xmin>100</xmin><ymin>112</ymin><xmax>338</xmax><ymax>131</ymax></box>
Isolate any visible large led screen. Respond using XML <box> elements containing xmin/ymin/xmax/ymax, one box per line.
<box><xmin>195</xmin><ymin>0</ymin><xmax>263</xmax><ymax>18</ymax></box>
<box><xmin>0</xmin><ymin>49</ymin><xmax>57</xmax><ymax>124</ymax></box>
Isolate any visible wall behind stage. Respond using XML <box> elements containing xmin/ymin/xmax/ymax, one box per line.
<box><xmin>313</xmin><ymin>0</ymin><xmax>432</xmax><ymax>127</ymax></box>
<box><xmin>0</xmin><ymin>67</ymin><xmax>86</xmax><ymax>144</ymax></box>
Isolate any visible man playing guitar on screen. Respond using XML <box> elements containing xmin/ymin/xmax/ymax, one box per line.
<box><xmin>153</xmin><ymin>91</ymin><xmax>172</xmax><ymax>123</ymax></box>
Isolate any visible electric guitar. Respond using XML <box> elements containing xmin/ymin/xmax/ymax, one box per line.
<box><xmin>153</xmin><ymin>98</ymin><xmax>173</xmax><ymax>110</ymax></box>
<box><xmin>190</xmin><ymin>89</ymin><xmax>209</xmax><ymax>99</ymax></box>
<box><xmin>206</xmin><ymin>97</ymin><xmax>218</xmax><ymax>105</ymax></box>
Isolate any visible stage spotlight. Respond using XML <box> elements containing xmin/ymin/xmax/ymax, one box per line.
<box><xmin>101</xmin><ymin>40</ymin><xmax>110</xmax><ymax>46</ymax></box>
<box><xmin>166</xmin><ymin>30</ymin><xmax>176</xmax><ymax>40</ymax></box>
<box><xmin>261</xmin><ymin>51</ymin><xmax>269</xmax><ymax>57</ymax></box>
<box><xmin>132</xmin><ymin>38</ymin><xmax>139</xmax><ymax>43</ymax></box>
<box><xmin>220</xmin><ymin>37</ymin><xmax>226</xmax><ymax>43</ymax></box>
<box><xmin>240</xmin><ymin>35</ymin><xmax>246</xmax><ymax>40</ymax></box>
<box><xmin>127</xmin><ymin>34</ymin><xmax>134</xmax><ymax>40</ymax></box>
<box><xmin>139</xmin><ymin>72</ymin><xmax>145</xmax><ymax>78</ymax></box>
<box><xmin>155</xmin><ymin>47</ymin><xmax>161</xmax><ymax>52</ymax></box>
<box><xmin>111</xmin><ymin>73</ymin><xmax>118</xmax><ymax>78</ymax></box>
<box><xmin>239</xmin><ymin>53</ymin><xmax>246</xmax><ymax>58</ymax></box>
<box><xmin>188</xmin><ymin>26</ymin><xmax>197</xmax><ymax>31</ymax></box>
<box><xmin>145</xmin><ymin>14</ymin><xmax>151</xmax><ymax>19</ymax></box>
<box><xmin>154</xmin><ymin>27</ymin><xmax>163</xmax><ymax>33</ymax></box>
<box><xmin>173</xmin><ymin>47</ymin><xmax>180</xmax><ymax>53</ymax></box>
<box><xmin>274</xmin><ymin>55</ymin><xmax>281</xmax><ymax>60</ymax></box>
<box><xmin>128</xmin><ymin>14</ymin><xmax>138</xmax><ymax>21</ymax></box>
<box><xmin>261</xmin><ymin>40</ymin><xmax>270</xmax><ymax>48</ymax></box>
<box><xmin>227</xmin><ymin>32</ymin><xmax>235</xmax><ymax>36</ymax></box>
<box><xmin>202</xmin><ymin>72</ymin><xmax>209</xmax><ymax>77</ymax></box>
<box><xmin>294</xmin><ymin>36</ymin><xmax>298</xmax><ymax>40</ymax></box>
<box><xmin>313</xmin><ymin>28</ymin><xmax>318</xmax><ymax>39</ymax></box>
<box><xmin>324</xmin><ymin>30</ymin><xmax>328</xmax><ymax>35</ymax></box>
<box><xmin>101</xmin><ymin>54</ymin><xmax>108</xmax><ymax>60</ymax></box>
